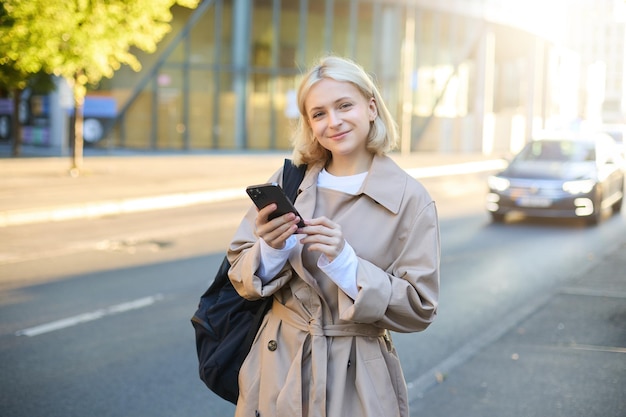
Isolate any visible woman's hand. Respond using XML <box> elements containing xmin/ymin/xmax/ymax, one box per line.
<box><xmin>255</xmin><ymin>203</ymin><xmax>301</xmax><ymax>249</ymax></box>
<box><xmin>298</xmin><ymin>216</ymin><xmax>345</xmax><ymax>262</ymax></box>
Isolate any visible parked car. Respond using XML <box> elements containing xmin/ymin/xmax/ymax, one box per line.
<box><xmin>486</xmin><ymin>131</ymin><xmax>625</xmax><ymax>226</ymax></box>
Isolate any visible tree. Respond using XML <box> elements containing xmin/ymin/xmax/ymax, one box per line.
<box><xmin>0</xmin><ymin>3</ymin><xmax>56</xmax><ymax>157</ymax></box>
<box><xmin>0</xmin><ymin>67</ymin><xmax>55</xmax><ymax>156</ymax></box>
<box><xmin>0</xmin><ymin>64</ymin><xmax>30</xmax><ymax>157</ymax></box>
<box><xmin>0</xmin><ymin>0</ymin><xmax>199</xmax><ymax>173</ymax></box>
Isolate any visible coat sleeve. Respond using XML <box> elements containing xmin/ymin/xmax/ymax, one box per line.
<box><xmin>337</xmin><ymin>201</ymin><xmax>440</xmax><ymax>333</ymax></box>
<box><xmin>227</xmin><ymin>168</ymin><xmax>295</xmax><ymax>300</ymax></box>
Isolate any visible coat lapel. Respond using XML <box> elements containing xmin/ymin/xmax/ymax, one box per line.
<box><xmin>358</xmin><ymin>154</ymin><xmax>407</xmax><ymax>215</ymax></box>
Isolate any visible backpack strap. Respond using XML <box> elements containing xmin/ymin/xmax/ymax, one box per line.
<box><xmin>282</xmin><ymin>159</ymin><xmax>307</xmax><ymax>203</ymax></box>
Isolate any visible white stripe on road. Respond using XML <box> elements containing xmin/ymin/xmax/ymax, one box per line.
<box><xmin>15</xmin><ymin>294</ymin><xmax>164</xmax><ymax>337</ymax></box>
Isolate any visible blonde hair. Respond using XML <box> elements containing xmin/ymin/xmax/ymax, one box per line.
<box><xmin>291</xmin><ymin>56</ymin><xmax>398</xmax><ymax>166</ymax></box>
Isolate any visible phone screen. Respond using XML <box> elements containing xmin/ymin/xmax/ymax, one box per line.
<box><xmin>246</xmin><ymin>183</ymin><xmax>305</xmax><ymax>228</ymax></box>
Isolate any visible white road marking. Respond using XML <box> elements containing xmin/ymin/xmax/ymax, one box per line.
<box><xmin>15</xmin><ymin>294</ymin><xmax>164</xmax><ymax>337</ymax></box>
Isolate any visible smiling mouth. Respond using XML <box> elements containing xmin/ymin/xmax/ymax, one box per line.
<box><xmin>329</xmin><ymin>131</ymin><xmax>349</xmax><ymax>139</ymax></box>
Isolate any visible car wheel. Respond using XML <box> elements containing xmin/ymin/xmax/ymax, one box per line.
<box><xmin>611</xmin><ymin>179</ymin><xmax>624</xmax><ymax>214</ymax></box>
<box><xmin>490</xmin><ymin>212</ymin><xmax>505</xmax><ymax>223</ymax></box>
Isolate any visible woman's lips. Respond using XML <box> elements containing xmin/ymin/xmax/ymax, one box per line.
<box><xmin>329</xmin><ymin>130</ymin><xmax>349</xmax><ymax>140</ymax></box>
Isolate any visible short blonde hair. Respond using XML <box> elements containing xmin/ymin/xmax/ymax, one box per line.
<box><xmin>291</xmin><ymin>56</ymin><xmax>398</xmax><ymax>166</ymax></box>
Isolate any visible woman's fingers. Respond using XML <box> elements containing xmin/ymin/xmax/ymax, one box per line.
<box><xmin>298</xmin><ymin>217</ymin><xmax>345</xmax><ymax>261</ymax></box>
<box><xmin>255</xmin><ymin>204</ymin><xmax>300</xmax><ymax>249</ymax></box>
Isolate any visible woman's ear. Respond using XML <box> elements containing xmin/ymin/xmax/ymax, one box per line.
<box><xmin>369</xmin><ymin>98</ymin><xmax>378</xmax><ymax>121</ymax></box>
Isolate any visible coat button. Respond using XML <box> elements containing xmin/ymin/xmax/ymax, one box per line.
<box><xmin>267</xmin><ymin>340</ymin><xmax>278</xmax><ymax>351</ymax></box>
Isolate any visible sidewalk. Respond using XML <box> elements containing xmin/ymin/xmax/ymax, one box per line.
<box><xmin>0</xmin><ymin>145</ymin><xmax>506</xmax><ymax>227</ymax></box>
<box><xmin>411</xmin><ymin>238</ymin><xmax>626</xmax><ymax>417</ymax></box>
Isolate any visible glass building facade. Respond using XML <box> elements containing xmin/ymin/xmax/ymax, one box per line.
<box><xmin>88</xmin><ymin>0</ymin><xmax>604</xmax><ymax>155</ymax></box>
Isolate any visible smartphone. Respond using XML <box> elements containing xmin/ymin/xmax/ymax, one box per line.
<box><xmin>246</xmin><ymin>183</ymin><xmax>305</xmax><ymax>228</ymax></box>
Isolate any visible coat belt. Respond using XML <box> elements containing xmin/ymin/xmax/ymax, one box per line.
<box><xmin>272</xmin><ymin>299</ymin><xmax>385</xmax><ymax>337</ymax></box>
<box><xmin>270</xmin><ymin>300</ymin><xmax>385</xmax><ymax>417</ymax></box>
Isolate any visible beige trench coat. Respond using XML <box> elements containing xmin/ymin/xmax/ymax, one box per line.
<box><xmin>227</xmin><ymin>154</ymin><xmax>440</xmax><ymax>417</ymax></box>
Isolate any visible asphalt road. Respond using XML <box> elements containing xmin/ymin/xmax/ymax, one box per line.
<box><xmin>1</xmin><ymin>172</ymin><xmax>625</xmax><ymax>417</ymax></box>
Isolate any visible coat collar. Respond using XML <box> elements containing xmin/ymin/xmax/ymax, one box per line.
<box><xmin>359</xmin><ymin>154</ymin><xmax>406</xmax><ymax>214</ymax></box>
<box><xmin>298</xmin><ymin>154</ymin><xmax>407</xmax><ymax>215</ymax></box>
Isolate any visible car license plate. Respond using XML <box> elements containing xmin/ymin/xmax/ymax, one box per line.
<box><xmin>516</xmin><ymin>196</ymin><xmax>552</xmax><ymax>207</ymax></box>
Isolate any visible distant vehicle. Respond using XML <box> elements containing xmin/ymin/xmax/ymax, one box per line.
<box><xmin>486</xmin><ymin>131</ymin><xmax>625</xmax><ymax>226</ymax></box>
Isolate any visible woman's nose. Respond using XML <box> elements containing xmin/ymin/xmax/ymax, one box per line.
<box><xmin>328</xmin><ymin>110</ymin><xmax>342</xmax><ymax>128</ymax></box>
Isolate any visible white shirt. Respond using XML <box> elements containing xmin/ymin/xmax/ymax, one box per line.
<box><xmin>257</xmin><ymin>168</ymin><xmax>363</xmax><ymax>299</ymax></box>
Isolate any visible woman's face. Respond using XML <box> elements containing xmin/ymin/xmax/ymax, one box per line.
<box><xmin>304</xmin><ymin>78</ymin><xmax>376</xmax><ymax>161</ymax></box>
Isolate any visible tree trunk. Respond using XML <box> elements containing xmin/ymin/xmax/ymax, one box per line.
<box><xmin>71</xmin><ymin>99</ymin><xmax>84</xmax><ymax>172</ymax></box>
<box><xmin>10</xmin><ymin>89</ymin><xmax>23</xmax><ymax>157</ymax></box>
<box><xmin>70</xmin><ymin>74</ymin><xmax>85</xmax><ymax>175</ymax></box>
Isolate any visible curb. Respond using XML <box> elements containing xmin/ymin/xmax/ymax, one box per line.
<box><xmin>0</xmin><ymin>159</ymin><xmax>507</xmax><ymax>227</ymax></box>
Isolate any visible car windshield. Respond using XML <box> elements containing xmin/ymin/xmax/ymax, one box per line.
<box><xmin>516</xmin><ymin>140</ymin><xmax>595</xmax><ymax>163</ymax></box>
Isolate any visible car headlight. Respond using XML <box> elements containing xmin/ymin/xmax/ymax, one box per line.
<box><xmin>562</xmin><ymin>179</ymin><xmax>595</xmax><ymax>194</ymax></box>
<box><xmin>488</xmin><ymin>176</ymin><xmax>510</xmax><ymax>191</ymax></box>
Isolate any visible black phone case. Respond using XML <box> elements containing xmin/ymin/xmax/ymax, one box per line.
<box><xmin>246</xmin><ymin>183</ymin><xmax>305</xmax><ymax>228</ymax></box>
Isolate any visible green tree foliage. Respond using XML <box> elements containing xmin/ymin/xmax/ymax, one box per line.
<box><xmin>0</xmin><ymin>0</ymin><xmax>199</xmax><ymax>172</ymax></box>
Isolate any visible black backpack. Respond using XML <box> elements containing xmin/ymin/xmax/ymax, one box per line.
<box><xmin>191</xmin><ymin>159</ymin><xmax>306</xmax><ymax>404</ymax></box>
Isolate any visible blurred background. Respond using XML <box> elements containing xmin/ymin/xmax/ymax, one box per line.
<box><xmin>2</xmin><ymin>0</ymin><xmax>626</xmax><ymax>157</ymax></box>
<box><xmin>1</xmin><ymin>2</ymin><xmax>625</xmax><ymax>417</ymax></box>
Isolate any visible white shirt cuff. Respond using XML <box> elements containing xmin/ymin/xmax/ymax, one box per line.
<box><xmin>318</xmin><ymin>242</ymin><xmax>359</xmax><ymax>299</ymax></box>
<box><xmin>257</xmin><ymin>235</ymin><xmax>296</xmax><ymax>284</ymax></box>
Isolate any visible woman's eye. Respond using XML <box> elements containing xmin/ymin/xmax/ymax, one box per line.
<box><xmin>339</xmin><ymin>102</ymin><xmax>352</xmax><ymax>110</ymax></box>
<box><xmin>311</xmin><ymin>112</ymin><xmax>323</xmax><ymax>119</ymax></box>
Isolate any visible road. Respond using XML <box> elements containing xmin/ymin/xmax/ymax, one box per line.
<box><xmin>1</xmin><ymin>171</ymin><xmax>624</xmax><ymax>417</ymax></box>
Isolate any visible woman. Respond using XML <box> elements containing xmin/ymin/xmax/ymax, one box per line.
<box><xmin>228</xmin><ymin>56</ymin><xmax>440</xmax><ymax>417</ymax></box>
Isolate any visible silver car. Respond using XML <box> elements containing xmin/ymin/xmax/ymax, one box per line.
<box><xmin>486</xmin><ymin>132</ymin><xmax>625</xmax><ymax>226</ymax></box>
